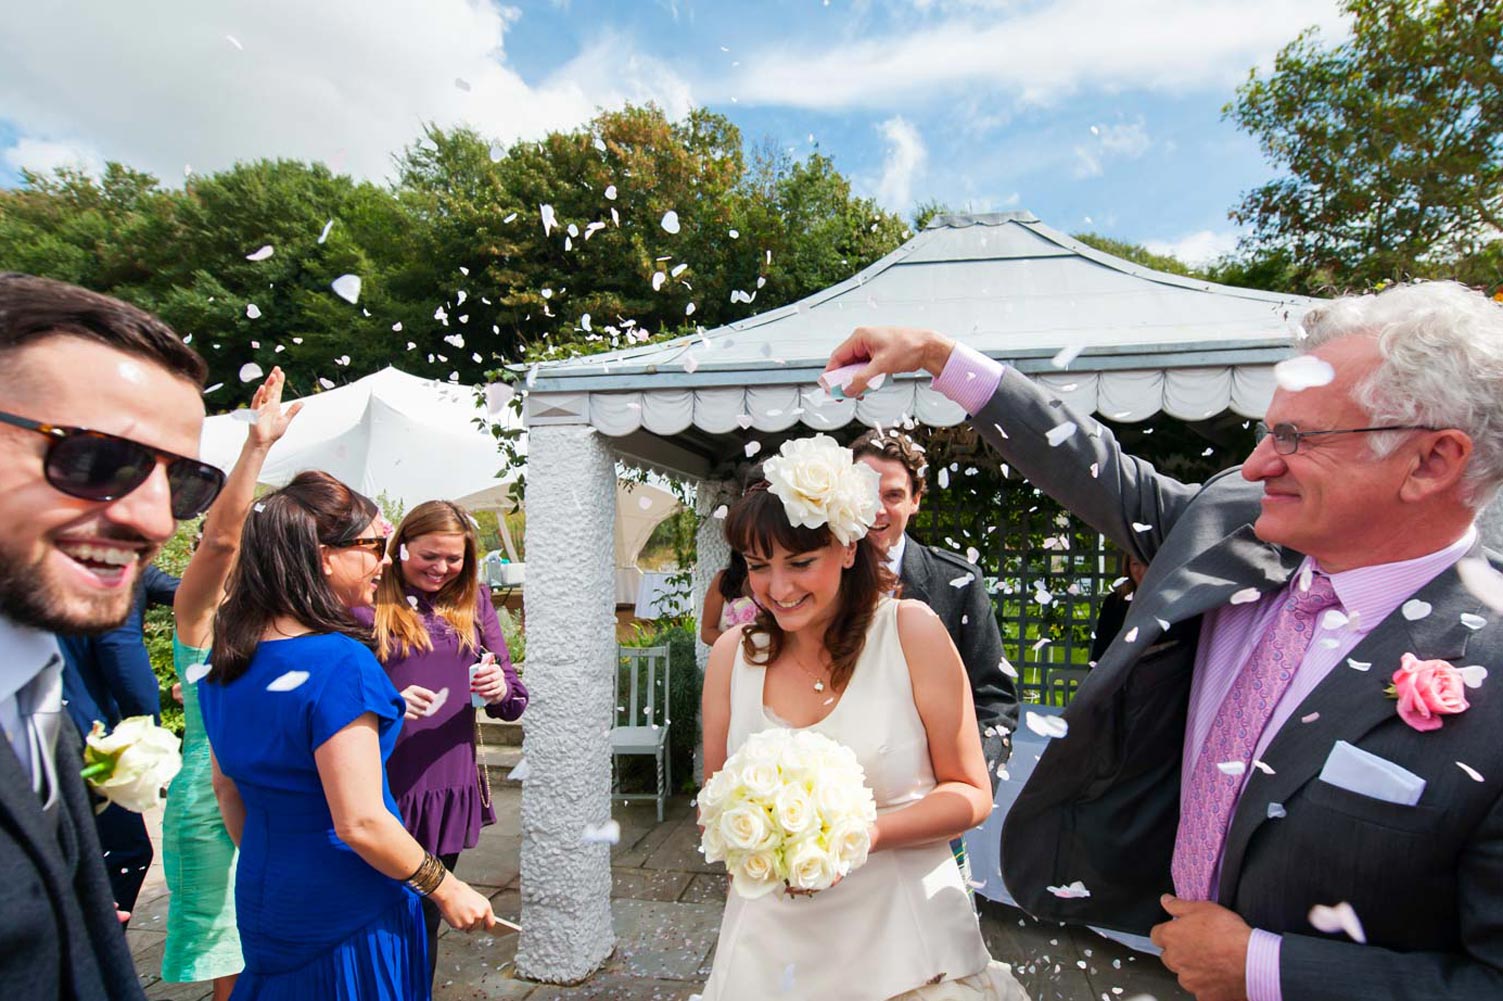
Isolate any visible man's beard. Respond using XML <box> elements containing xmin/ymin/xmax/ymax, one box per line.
<box><xmin>0</xmin><ymin>543</ymin><xmax>143</xmax><ymax>635</ymax></box>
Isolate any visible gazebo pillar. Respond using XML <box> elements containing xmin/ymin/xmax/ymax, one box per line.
<box><xmin>691</xmin><ymin>478</ymin><xmax>735</xmax><ymax>786</ymax></box>
<box><xmin>516</xmin><ymin>422</ymin><xmax>617</xmax><ymax>983</ymax></box>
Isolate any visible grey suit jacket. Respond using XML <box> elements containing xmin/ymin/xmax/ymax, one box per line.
<box><xmin>979</xmin><ymin>366</ymin><xmax>1503</xmax><ymax>1000</ymax></box>
<box><xmin>0</xmin><ymin>656</ymin><xmax>145</xmax><ymax>1000</ymax></box>
<box><xmin>898</xmin><ymin>536</ymin><xmax>1018</xmax><ymax>772</ymax></box>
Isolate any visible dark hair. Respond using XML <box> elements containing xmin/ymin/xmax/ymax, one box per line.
<box><xmin>717</xmin><ymin>551</ymin><xmax>749</xmax><ymax>602</ymax></box>
<box><xmin>849</xmin><ymin>428</ymin><xmax>927</xmax><ymax>497</ymax></box>
<box><xmin>0</xmin><ymin>273</ymin><xmax>207</xmax><ymax>387</ymax></box>
<box><xmin>724</xmin><ymin>485</ymin><xmax>894</xmax><ymax>691</ymax></box>
<box><xmin>208</xmin><ymin>471</ymin><xmax>380</xmax><ymax>683</ymax></box>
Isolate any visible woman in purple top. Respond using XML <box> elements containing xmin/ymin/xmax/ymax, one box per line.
<box><xmin>356</xmin><ymin>500</ymin><xmax>527</xmax><ymax>986</ymax></box>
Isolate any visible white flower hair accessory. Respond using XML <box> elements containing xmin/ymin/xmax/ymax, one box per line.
<box><xmin>761</xmin><ymin>434</ymin><xmax>880</xmax><ymax>546</ymax></box>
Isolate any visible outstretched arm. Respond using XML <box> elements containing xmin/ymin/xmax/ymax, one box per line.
<box><xmin>174</xmin><ymin>368</ymin><xmax>301</xmax><ymax>648</ymax></box>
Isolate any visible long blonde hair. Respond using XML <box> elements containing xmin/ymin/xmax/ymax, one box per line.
<box><xmin>373</xmin><ymin>500</ymin><xmax>483</xmax><ymax>661</ymax></box>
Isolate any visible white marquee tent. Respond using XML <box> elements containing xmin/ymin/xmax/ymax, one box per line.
<box><xmin>199</xmin><ymin>366</ymin><xmax>680</xmax><ymax>599</ymax></box>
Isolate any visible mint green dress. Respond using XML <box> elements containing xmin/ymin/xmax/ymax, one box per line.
<box><xmin>160</xmin><ymin>635</ymin><xmax>243</xmax><ymax>982</ymax></box>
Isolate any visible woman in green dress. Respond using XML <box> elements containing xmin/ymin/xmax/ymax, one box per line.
<box><xmin>160</xmin><ymin>368</ymin><xmax>301</xmax><ymax>999</ymax></box>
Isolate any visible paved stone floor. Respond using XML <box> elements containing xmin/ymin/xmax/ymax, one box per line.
<box><xmin>131</xmin><ymin>794</ymin><xmax>1189</xmax><ymax>1001</ymax></box>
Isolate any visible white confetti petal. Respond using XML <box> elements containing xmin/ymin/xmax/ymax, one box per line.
<box><xmin>949</xmin><ymin>575</ymin><xmax>972</xmax><ymax>589</ymax></box>
<box><xmin>1461</xmin><ymin>612</ymin><xmax>1488</xmax><ymax>631</ymax></box>
<box><xmin>1252</xmin><ymin>759</ymin><xmax>1275</xmax><ymax>775</ymax></box>
<box><xmin>1321</xmin><ymin>609</ymin><xmax>1349</xmax><ymax>630</ymax></box>
<box><xmin>997</xmin><ymin>657</ymin><xmax>1018</xmax><ymax>679</ymax></box>
<box><xmin>1089</xmin><ymin>462</ymin><xmax>1099</xmax><ymax>478</ymax></box>
<box><xmin>1346</xmin><ymin>658</ymin><xmax>1371</xmax><ymax>672</ymax></box>
<box><xmin>580</xmin><ymin>819</ymin><xmax>621</xmax><ymax>845</ymax></box>
<box><xmin>1267</xmin><ymin>802</ymin><xmax>1287</xmax><ymax>819</ymax></box>
<box><xmin>245</xmin><ymin>245</ymin><xmax>274</xmax><ymax>262</ymax></box>
<box><xmin>1230</xmin><ymin>588</ymin><xmax>1262</xmax><ymax>605</ymax></box>
<box><xmin>238</xmin><ymin>362</ymin><xmax>264</xmax><ymax>382</ymax></box>
<box><xmin>1046</xmin><ymin>880</ymin><xmax>1091</xmax><ymax>899</ymax></box>
<box><xmin>682</xmin><ymin>352</ymin><xmax>699</xmax><ymax>373</ymax></box>
<box><xmin>660</xmin><ymin>210</ymin><xmax>681</xmax><ymax>234</ymax></box>
<box><xmin>744</xmin><ymin>441</ymin><xmax>761</xmax><ymax>458</ymax></box>
<box><xmin>1123</xmin><ymin>626</ymin><xmax>1139</xmax><ymax>642</ymax></box>
<box><xmin>1050</xmin><ymin>344</ymin><xmax>1084</xmax><ymax>368</ymax></box>
<box><xmin>1131</xmin><ymin>522</ymin><xmax>1152</xmax><ymax>533</ymax></box>
<box><xmin>485</xmin><ymin>383</ymin><xmax>515</xmax><ymax>414</ymax></box>
<box><xmin>1457</xmin><ymin>557</ymin><xmax>1503</xmax><ymax>613</ymax></box>
<box><xmin>318</xmin><ymin>377</ymin><xmax>335</xmax><ymax>390</ymax></box>
<box><xmin>539</xmin><ymin>204</ymin><xmax>556</xmax><ymax>236</ymax></box>
<box><xmin>1459</xmin><ymin>665</ymin><xmax>1488</xmax><ymax>688</ymax></box>
<box><xmin>425</xmin><ymin>687</ymin><xmax>450</xmax><ymax>717</ymax></box>
<box><xmin>184</xmin><ymin>662</ymin><xmax>211</xmax><ymax>685</ymax></box>
<box><xmin>225</xmin><ymin>34</ymin><xmax>243</xmax><ymax>50</ymax></box>
<box><xmin>1301</xmin><ymin>712</ymin><xmax>1320</xmax><ymax>723</ymax></box>
<box><xmin>1025</xmin><ymin>712</ymin><xmax>1068</xmax><ymax>739</ymax></box>
<box><xmin>266</xmin><ymin>670</ymin><xmax>310</xmax><ymax>692</ymax></box>
<box><xmin>330</xmin><ymin>274</ymin><xmax>361</xmax><ymax>304</ymax></box>
<box><xmin>604</xmin><ymin>184</ymin><xmax>617</xmax><ymax>200</ymax></box>
<box><xmin>508</xmin><ymin>757</ymin><xmax>531</xmax><ymax>782</ymax></box>
<box><xmin>652</xmin><ymin>271</ymin><xmax>667</xmax><ymax>291</ymax></box>
<box><xmin>245</xmin><ymin>303</ymin><xmax>262</xmax><ymax>320</ymax></box>
<box><xmin>711</xmin><ymin>504</ymin><xmax>728</xmax><ymax>520</ymax></box>
<box><xmin>1216</xmin><ymin>760</ymin><xmax>1246</xmax><ymax>776</ymax></box>
<box><xmin>1045</xmin><ymin>421</ymin><xmax>1077</xmax><ymax>447</ymax></box>
<box><xmin>1308</xmin><ymin>901</ymin><xmax>1366</xmax><ymax>943</ymax></box>
<box><xmin>1457</xmin><ymin>761</ymin><xmax>1485</xmax><ymax>782</ymax></box>
<box><xmin>1401</xmin><ymin>599</ymin><xmax>1432</xmax><ymax>621</ymax></box>
<box><xmin>1273</xmin><ymin>355</ymin><xmax>1336</xmax><ymax>392</ymax></box>
<box><xmin>318</xmin><ymin>219</ymin><xmax>334</xmax><ymax>243</ymax></box>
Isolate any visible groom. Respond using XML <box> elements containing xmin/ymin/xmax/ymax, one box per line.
<box><xmin>0</xmin><ymin>274</ymin><xmax>215</xmax><ymax>998</ymax></box>
<box><xmin>826</xmin><ymin>281</ymin><xmax>1503</xmax><ymax>1001</ymax></box>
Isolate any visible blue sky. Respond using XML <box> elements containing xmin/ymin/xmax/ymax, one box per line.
<box><xmin>0</xmin><ymin>0</ymin><xmax>1346</xmax><ymax>263</ymax></box>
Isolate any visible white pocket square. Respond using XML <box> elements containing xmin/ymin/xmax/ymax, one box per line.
<box><xmin>1317</xmin><ymin>740</ymin><xmax>1426</xmax><ymax>807</ymax></box>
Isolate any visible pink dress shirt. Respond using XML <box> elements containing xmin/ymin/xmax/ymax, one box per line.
<box><xmin>931</xmin><ymin>340</ymin><xmax>1476</xmax><ymax>1001</ymax></box>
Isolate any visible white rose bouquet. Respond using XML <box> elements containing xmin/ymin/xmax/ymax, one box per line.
<box><xmin>699</xmin><ymin>728</ymin><xmax>877</xmax><ymax>899</ymax></box>
<box><xmin>80</xmin><ymin>715</ymin><xmax>183</xmax><ymax>814</ymax></box>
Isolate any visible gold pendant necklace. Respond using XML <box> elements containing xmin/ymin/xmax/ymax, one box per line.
<box><xmin>787</xmin><ymin>653</ymin><xmax>829</xmax><ymax>692</ymax></box>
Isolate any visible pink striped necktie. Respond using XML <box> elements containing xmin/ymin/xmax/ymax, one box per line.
<box><xmin>1171</xmin><ymin>572</ymin><xmax>1340</xmax><ymax>901</ymax></box>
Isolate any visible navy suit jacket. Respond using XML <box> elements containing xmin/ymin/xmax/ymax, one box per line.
<box><xmin>58</xmin><ymin>567</ymin><xmax>177</xmax><ymax>737</ymax></box>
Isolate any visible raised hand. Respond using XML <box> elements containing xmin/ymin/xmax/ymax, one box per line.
<box><xmin>823</xmin><ymin>326</ymin><xmax>957</xmax><ymax>398</ymax></box>
<box><xmin>246</xmin><ymin>366</ymin><xmax>303</xmax><ymax>451</ymax></box>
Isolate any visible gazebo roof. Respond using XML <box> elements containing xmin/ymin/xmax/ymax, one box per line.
<box><xmin>526</xmin><ymin>210</ymin><xmax>1317</xmax><ymax>478</ymax></box>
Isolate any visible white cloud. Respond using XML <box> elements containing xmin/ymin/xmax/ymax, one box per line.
<box><xmin>1145</xmin><ymin>228</ymin><xmax>1241</xmax><ymax>266</ymax></box>
<box><xmin>2</xmin><ymin>137</ymin><xmax>106</xmax><ymax>178</ymax></box>
<box><xmin>1073</xmin><ymin>118</ymin><xmax>1151</xmax><ymax>178</ymax></box>
<box><xmin>0</xmin><ymin>1</ymin><xmax>693</xmax><ymax>185</ymax></box>
<box><xmin>720</xmin><ymin>0</ymin><xmax>1345</xmax><ymax>110</ymax></box>
<box><xmin>873</xmin><ymin>116</ymin><xmax>928</xmax><ymax>211</ymax></box>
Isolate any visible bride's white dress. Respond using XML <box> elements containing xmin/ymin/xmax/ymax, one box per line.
<box><xmin>700</xmin><ymin>598</ymin><xmax>1030</xmax><ymax>1001</ymax></box>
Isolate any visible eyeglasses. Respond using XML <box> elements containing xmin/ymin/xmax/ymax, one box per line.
<box><xmin>329</xmin><ymin>537</ymin><xmax>389</xmax><ymax>558</ymax></box>
<box><xmin>0</xmin><ymin>410</ymin><xmax>226</xmax><ymax>519</ymax></box>
<box><xmin>1253</xmin><ymin>421</ymin><xmax>1440</xmax><ymax>456</ymax></box>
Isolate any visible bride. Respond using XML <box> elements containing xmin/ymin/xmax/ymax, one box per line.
<box><xmin>698</xmin><ymin>435</ymin><xmax>1029</xmax><ymax>1001</ymax></box>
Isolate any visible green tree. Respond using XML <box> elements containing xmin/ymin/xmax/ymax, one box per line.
<box><xmin>1227</xmin><ymin>0</ymin><xmax>1503</xmax><ymax>292</ymax></box>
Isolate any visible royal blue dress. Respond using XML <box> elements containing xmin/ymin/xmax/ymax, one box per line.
<box><xmin>199</xmin><ymin>633</ymin><xmax>429</xmax><ymax>1000</ymax></box>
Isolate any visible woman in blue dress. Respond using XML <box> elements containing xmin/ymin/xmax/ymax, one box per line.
<box><xmin>199</xmin><ymin>470</ymin><xmax>497</xmax><ymax>1000</ymax></box>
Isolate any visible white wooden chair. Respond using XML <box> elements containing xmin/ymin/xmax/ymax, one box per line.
<box><xmin>610</xmin><ymin>645</ymin><xmax>672</xmax><ymax>822</ymax></box>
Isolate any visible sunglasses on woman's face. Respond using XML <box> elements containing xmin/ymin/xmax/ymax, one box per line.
<box><xmin>331</xmin><ymin>537</ymin><xmax>390</xmax><ymax>558</ymax></box>
<box><xmin>0</xmin><ymin>410</ymin><xmax>226</xmax><ymax>520</ymax></box>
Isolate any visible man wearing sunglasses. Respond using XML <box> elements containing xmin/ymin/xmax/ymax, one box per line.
<box><xmin>828</xmin><ymin>280</ymin><xmax>1503</xmax><ymax>1001</ymax></box>
<box><xmin>0</xmin><ymin>273</ymin><xmax>221</xmax><ymax>1000</ymax></box>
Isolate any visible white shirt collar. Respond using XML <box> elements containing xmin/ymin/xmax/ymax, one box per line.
<box><xmin>885</xmin><ymin>534</ymin><xmax>907</xmax><ymax>578</ymax></box>
<box><xmin>0</xmin><ymin>615</ymin><xmax>62</xmax><ymax>705</ymax></box>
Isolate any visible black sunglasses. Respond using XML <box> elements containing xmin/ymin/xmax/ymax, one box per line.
<box><xmin>0</xmin><ymin>410</ymin><xmax>226</xmax><ymax>519</ymax></box>
<box><xmin>329</xmin><ymin>536</ymin><xmax>389</xmax><ymax>558</ymax></box>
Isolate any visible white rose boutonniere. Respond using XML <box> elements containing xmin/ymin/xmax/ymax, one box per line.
<box><xmin>761</xmin><ymin>434</ymin><xmax>880</xmax><ymax>546</ymax></box>
<box><xmin>81</xmin><ymin>715</ymin><xmax>183</xmax><ymax>814</ymax></box>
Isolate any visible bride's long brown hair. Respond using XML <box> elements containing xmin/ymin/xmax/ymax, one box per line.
<box><xmin>724</xmin><ymin>484</ymin><xmax>895</xmax><ymax>692</ymax></box>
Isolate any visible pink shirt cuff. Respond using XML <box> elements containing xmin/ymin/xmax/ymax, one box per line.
<box><xmin>931</xmin><ymin>341</ymin><xmax>1004</xmax><ymax>415</ymax></box>
<box><xmin>1246</xmin><ymin>929</ymin><xmax>1282</xmax><ymax>1001</ymax></box>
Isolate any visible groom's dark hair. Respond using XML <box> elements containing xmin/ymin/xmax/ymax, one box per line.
<box><xmin>724</xmin><ymin>483</ymin><xmax>895</xmax><ymax>692</ymax></box>
<box><xmin>850</xmin><ymin>428</ymin><xmax>927</xmax><ymax>498</ymax></box>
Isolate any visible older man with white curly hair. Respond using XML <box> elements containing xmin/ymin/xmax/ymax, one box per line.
<box><xmin>827</xmin><ymin>281</ymin><xmax>1503</xmax><ymax>1001</ymax></box>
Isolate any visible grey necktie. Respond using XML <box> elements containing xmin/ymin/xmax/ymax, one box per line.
<box><xmin>16</xmin><ymin>653</ymin><xmax>63</xmax><ymax>808</ymax></box>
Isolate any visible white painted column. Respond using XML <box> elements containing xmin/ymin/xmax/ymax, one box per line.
<box><xmin>516</xmin><ymin>423</ymin><xmax>617</xmax><ymax>983</ymax></box>
<box><xmin>692</xmin><ymin>479</ymin><xmax>735</xmax><ymax>787</ymax></box>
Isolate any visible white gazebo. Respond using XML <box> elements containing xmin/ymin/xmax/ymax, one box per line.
<box><xmin>513</xmin><ymin>211</ymin><xmax>1316</xmax><ymax>981</ymax></box>
<box><xmin>198</xmin><ymin>365</ymin><xmax>681</xmax><ymax>601</ymax></box>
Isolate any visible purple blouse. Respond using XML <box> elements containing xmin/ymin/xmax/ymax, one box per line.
<box><xmin>354</xmin><ymin>586</ymin><xmax>527</xmax><ymax>855</ymax></box>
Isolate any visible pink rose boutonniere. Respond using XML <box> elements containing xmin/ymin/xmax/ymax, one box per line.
<box><xmin>1386</xmin><ymin>653</ymin><xmax>1482</xmax><ymax>732</ymax></box>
